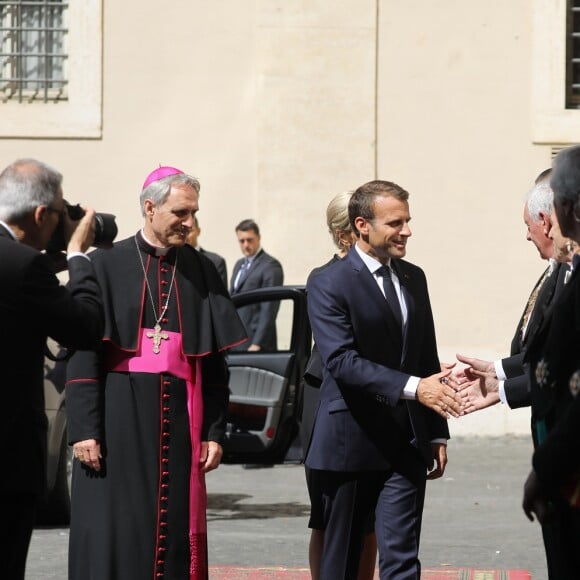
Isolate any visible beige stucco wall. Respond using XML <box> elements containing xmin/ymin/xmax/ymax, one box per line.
<box><xmin>375</xmin><ymin>1</ymin><xmax>550</xmax><ymax>436</ymax></box>
<box><xmin>0</xmin><ymin>1</ymin><xmax>564</xmax><ymax>434</ymax></box>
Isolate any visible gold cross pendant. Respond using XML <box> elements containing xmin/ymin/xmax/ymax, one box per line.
<box><xmin>146</xmin><ymin>323</ymin><xmax>169</xmax><ymax>354</ymax></box>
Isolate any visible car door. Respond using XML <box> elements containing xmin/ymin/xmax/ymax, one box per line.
<box><xmin>38</xmin><ymin>340</ymin><xmax>72</xmax><ymax>524</ymax></box>
<box><xmin>223</xmin><ymin>285</ymin><xmax>311</xmax><ymax>464</ymax></box>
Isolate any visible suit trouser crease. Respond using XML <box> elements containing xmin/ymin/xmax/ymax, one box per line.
<box><xmin>317</xmin><ymin>469</ymin><xmax>425</xmax><ymax>580</ymax></box>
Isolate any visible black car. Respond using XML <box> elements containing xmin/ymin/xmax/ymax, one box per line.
<box><xmin>38</xmin><ymin>340</ymin><xmax>73</xmax><ymax>524</ymax></box>
<box><xmin>38</xmin><ymin>285</ymin><xmax>311</xmax><ymax>524</ymax></box>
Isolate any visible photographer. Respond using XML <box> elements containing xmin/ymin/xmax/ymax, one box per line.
<box><xmin>0</xmin><ymin>158</ymin><xmax>104</xmax><ymax>580</ymax></box>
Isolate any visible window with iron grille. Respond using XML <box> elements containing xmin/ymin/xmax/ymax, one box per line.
<box><xmin>0</xmin><ymin>0</ymin><xmax>68</xmax><ymax>103</ymax></box>
<box><xmin>567</xmin><ymin>0</ymin><xmax>580</xmax><ymax>108</ymax></box>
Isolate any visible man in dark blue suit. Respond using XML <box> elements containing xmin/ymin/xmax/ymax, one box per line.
<box><xmin>305</xmin><ymin>180</ymin><xmax>463</xmax><ymax>580</ymax></box>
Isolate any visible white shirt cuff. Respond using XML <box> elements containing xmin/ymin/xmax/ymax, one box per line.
<box><xmin>494</xmin><ymin>359</ymin><xmax>507</xmax><ymax>381</ymax></box>
<box><xmin>67</xmin><ymin>252</ymin><xmax>90</xmax><ymax>261</ymax></box>
<box><xmin>498</xmin><ymin>380</ymin><xmax>507</xmax><ymax>405</ymax></box>
<box><xmin>402</xmin><ymin>376</ymin><xmax>420</xmax><ymax>399</ymax></box>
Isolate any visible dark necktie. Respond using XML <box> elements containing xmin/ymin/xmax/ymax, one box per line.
<box><xmin>377</xmin><ymin>265</ymin><xmax>403</xmax><ymax>332</ymax></box>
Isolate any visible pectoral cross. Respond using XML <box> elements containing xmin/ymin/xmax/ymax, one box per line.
<box><xmin>147</xmin><ymin>324</ymin><xmax>169</xmax><ymax>354</ymax></box>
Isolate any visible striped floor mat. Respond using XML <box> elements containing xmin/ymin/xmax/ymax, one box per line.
<box><xmin>208</xmin><ymin>566</ymin><xmax>531</xmax><ymax>579</ymax></box>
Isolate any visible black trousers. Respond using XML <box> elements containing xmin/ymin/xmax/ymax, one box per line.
<box><xmin>1</xmin><ymin>493</ymin><xmax>38</xmax><ymax>580</ymax></box>
<box><xmin>542</xmin><ymin>498</ymin><xmax>580</xmax><ymax>579</ymax></box>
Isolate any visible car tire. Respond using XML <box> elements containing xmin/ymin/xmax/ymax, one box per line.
<box><xmin>36</xmin><ymin>434</ymin><xmax>72</xmax><ymax>525</ymax></box>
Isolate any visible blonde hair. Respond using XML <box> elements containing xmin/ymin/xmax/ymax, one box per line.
<box><xmin>326</xmin><ymin>191</ymin><xmax>353</xmax><ymax>251</ymax></box>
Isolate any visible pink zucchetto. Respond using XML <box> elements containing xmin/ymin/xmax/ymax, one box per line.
<box><xmin>142</xmin><ymin>166</ymin><xmax>184</xmax><ymax>190</ymax></box>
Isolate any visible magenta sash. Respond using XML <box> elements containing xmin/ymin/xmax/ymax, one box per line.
<box><xmin>107</xmin><ymin>328</ymin><xmax>207</xmax><ymax>580</ymax></box>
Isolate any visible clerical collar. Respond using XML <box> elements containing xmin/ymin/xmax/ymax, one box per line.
<box><xmin>137</xmin><ymin>230</ymin><xmax>173</xmax><ymax>257</ymax></box>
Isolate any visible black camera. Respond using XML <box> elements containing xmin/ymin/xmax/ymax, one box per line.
<box><xmin>46</xmin><ymin>202</ymin><xmax>118</xmax><ymax>253</ymax></box>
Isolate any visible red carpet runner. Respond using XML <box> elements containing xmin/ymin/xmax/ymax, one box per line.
<box><xmin>209</xmin><ymin>566</ymin><xmax>531</xmax><ymax>579</ymax></box>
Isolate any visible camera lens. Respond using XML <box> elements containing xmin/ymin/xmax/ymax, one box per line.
<box><xmin>46</xmin><ymin>202</ymin><xmax>118</xmax><ymax>253</ymax></box>
<box><xmin>94</xmin><ymin>213</ymin><xmax>118</xmax><ymax>246</ymax></box>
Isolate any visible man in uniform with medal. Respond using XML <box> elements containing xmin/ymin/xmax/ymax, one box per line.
<box><xmin>66</xmin><ymin>166</ymin><xmax>247</xmax><ymax>580</ymax></box>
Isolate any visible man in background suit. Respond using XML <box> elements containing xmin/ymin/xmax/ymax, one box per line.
<box><xmin>306</xmin><ymin>180</ymin><xmax>463</xmax><ymax>579</ymax></box>
<box><xmin>0</xmin><ymin>159</ymin><xmax>104</xmax><ymax>580</ymax></box>
<box><xmin>186</xmin><ymin>216</ymin><xmax>228</xmax><ymax>286</ymax></box>
<box><xmin>230</xmin><ymin>219</ymin><xmax>284</xmax><ymax>351</ymax></box>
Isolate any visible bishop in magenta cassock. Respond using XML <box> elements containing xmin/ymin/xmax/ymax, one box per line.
<box><xmin>66</xmin><ymin>166</ymin><xmax>247</xmax><ymax>580</ymax></box>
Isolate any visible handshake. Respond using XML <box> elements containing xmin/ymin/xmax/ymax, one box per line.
<box><xmin>417</xmin><ymin>354</ymin><xmax>503</xmax><ymax>419</ymax></box>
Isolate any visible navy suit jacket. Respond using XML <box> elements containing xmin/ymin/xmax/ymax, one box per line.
<box><xmin>305</xmin><ymin>248</ymin><xmax>448</xmax><ymax>483</ymax></box>
<box><xmin>230</xmin><ymin>249</ymin><xmax>283</xmax><ymax>351</ymax></box>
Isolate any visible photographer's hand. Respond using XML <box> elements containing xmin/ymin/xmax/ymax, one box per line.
<box><xmin>66</xmin><ymin>206</ymin><xmax>96</xmax><ymax>254</ymax></box>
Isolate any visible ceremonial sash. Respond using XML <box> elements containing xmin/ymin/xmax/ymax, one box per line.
<box><xmin>108</xmin><ymin>328</ymin><xmax>208</xmax><ymax>579</ymax></box>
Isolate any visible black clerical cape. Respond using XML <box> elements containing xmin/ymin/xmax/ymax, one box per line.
<box><xmin>66</xmin><ymin>233</ymin><xmax>247</xmax><ymax>580</ymax></box>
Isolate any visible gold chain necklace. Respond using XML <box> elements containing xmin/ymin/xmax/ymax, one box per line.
<box><xmin>135</xmin><ymin>236</ymin><xmax>178</xmax><ymax>354</ymax></box>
